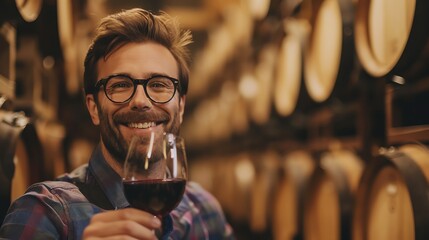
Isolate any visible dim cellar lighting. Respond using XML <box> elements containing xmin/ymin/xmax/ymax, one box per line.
<box><xmin>391</xmin><ymin>75</ymin><xmax>406</xmax><ymax>85</ymax></box>
<box><xmin>235</xmin><ymin>158</ymin><xmax>255</xmax><ymax>188</ymax></box>
<box><xmin>238</xmin><ymin>73</ymin><xmax>258</xmax><ymax>100</ymax></box>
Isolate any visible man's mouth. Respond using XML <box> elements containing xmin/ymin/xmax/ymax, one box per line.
<box><xmin>127</xmin><ymin>122</ymin><xmax>157</xmax><ymax>129</ymax></box>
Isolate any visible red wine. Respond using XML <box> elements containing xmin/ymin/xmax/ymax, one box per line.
<box><xmin>123</xmin><ymin>178</ymin><xmax>186</xmax><ymax>216</ymax></box>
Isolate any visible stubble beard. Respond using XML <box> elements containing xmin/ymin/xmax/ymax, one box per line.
<box><xmin>97</xmin><ymin>105</ymin><xmax>181</xmax><ymax>167</ymax></box>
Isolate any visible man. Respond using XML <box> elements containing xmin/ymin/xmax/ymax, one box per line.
<box><xmin>0</xmin><ymin>8</ymin><xmax>234</xmax><ymax>239</ymax></box>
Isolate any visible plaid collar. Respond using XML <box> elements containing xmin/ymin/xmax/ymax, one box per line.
<box><xmin>88</xmin><ymin>144</ymin><xmax>129</xmax><ymax>209</ymax></box>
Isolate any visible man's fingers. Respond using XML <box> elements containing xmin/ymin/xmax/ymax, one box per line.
<box><xmin>90</xmin><ymin>208</ymin><xmax>161</xmax><ymax>228</ymax></box>
<box><xmin>83</xmin><ymin>220</ymin><xmax>157</xmax><ymax>239</ymax></box>
<box><xmin>82</xmin><ymin>208</ymin><xmax>161</xmax><ymax>240</ymax></box>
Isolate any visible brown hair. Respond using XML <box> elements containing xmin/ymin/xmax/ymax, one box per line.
<box><xmin>83</xmin><ymin>8</ymin><xmax>192</xmax><ymax>97</ymax></box>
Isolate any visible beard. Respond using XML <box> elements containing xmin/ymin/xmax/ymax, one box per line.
<box><xmin>97</xmin><ymin>104</ymin><xmax>182</xmax><ymax>167</ymax></box>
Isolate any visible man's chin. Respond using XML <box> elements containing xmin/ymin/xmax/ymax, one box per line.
<box><xmin>101</xmin><ymin>136</ymin><xmax>127</xmax><ymax>164</ymax></box>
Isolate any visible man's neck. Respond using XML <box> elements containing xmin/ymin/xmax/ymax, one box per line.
<box><xmin>99</xmin><ymin>141</ymin><xmax>124</xmax><ymax>177</ymax></box>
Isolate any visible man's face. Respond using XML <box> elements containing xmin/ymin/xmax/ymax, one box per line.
<box><xmin>86</xmin><ymin>41</ymin><xmax>186</xmax><ymax>164</ymax></box>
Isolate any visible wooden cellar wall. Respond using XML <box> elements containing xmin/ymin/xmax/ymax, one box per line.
<box><xmin>1</xmin><ymin>0</ymin><xmax>429</xmax><ymax>239</ymax></box>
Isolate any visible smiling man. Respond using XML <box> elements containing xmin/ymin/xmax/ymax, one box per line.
<box><xmin>87</xmin><ymin>41</ymin><xmax>184</xmax><ymax>175</ymax></box>
<box><xmin>0</xmin><ymin>8</ymin><xmax>234</xmax><ymax>240</ymax></box>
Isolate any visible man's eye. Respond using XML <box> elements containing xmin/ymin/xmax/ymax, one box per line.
<box><xmin>149</xmin><ymin>82</ymin><xmax>168</xmax><ymax>88</ymax></box>
<box><xmin>148</xmin><ymin>78</ymin><xmax>174</xmax><ymax>90</ymax></box>
<box><xmin>111</xmin><ymin>82</ymin><xmax>132</xmax><ymax>89</ymax></box>
<box><xmin>106</xmin><ymin>79</ymin><xmax>133</xmax><ymax>95</ymax></box>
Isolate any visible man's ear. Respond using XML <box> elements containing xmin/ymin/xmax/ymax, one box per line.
<box><xmin>86</xmin><ymin>94</ymin><xmax>100</xmax><ymax>125</ymax></box>
<box><xmin>179</xmin><ymin>95</ymin><xmax>186</xmax><ymax>124</ymax></box>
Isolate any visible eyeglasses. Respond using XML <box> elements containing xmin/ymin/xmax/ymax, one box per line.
<box><xmin>94</xmin><ymin>74</ymin><xmax>180</xmax><ymax>104</ymax></box>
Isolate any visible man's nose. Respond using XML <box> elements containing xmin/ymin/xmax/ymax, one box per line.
<box><xmin>129</xmin><ymin>85</ymin><xmax>152</xmax><ymax>109</ymax></box>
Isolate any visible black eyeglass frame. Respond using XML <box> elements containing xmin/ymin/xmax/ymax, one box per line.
<box><xmin>93</xmin><ymin>74</ymin><xmax>181</xmax><ymax>104</ymax></box>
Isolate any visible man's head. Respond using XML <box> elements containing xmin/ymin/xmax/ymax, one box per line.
<box><xmin>84</xmin><ymin>8</ymin><xmax>192</xmax><ymax>98</ymax></box>
<box><xmin>83</xmin><ymin>8</ymin><xmax>192</xmax><ymax>168</ymax></box>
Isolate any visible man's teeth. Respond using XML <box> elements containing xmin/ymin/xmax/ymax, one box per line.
<box><xmin>128</xmin><ymin>122</ymin><xmax>156</xmax><ymax>129</ymax></box>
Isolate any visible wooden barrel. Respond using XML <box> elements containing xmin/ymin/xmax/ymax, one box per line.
<box><xmin>230</xmin><ymin>94</ymin><xmax>249</xmax><ymax>135</ymax></box>
<box><xmin>250</xmin><ymin>150</ymin><xmax>279</xmax><ymax>233</ymax></box>
<box><xmin>355</xmin><ymin>0</ymin><xmax>429</xmax><ymax>79</ymax></box>
<box><xmin>250</xmin><ymin>43</ymin><xmax>278</xmax><ymax>125</ymax></box>
<box><xmin>228</xmin><ymin>154</ymin><xmax>255</xmax><ymax>223</ymax></box>
<box><xmin>0</xmin><ymin>23</ymin><xmax>16</xmax><ymax>100</ymax></box>
<box><xmin>36</xmin><ymin>120</ymin><xmax>66</xmax><ymax>179</ymax></box>
<box><xmin>303</xmin><ymin>0</ymin><xmax>355</xmax><ymax>102</ymax></box>
<box><xmin>0</xmin><ymin>111</ymin><xmax>44</xmax><ymax>222</ymax></box>
<box><xmin>303</xmin><ymin>148</ymin><xmax>364</xmax><ymax>240</ymax></box>
<box><xmin>189</xmin><ymin>157</ymin><xmax>216</xmax><ymax>195</ymax></box>
<box><xmin>353</xmin><ymin>144</ymin><xmax>429</xmax><ymax>240</ymax></box>
<box><xmin>0</xmin><ymin>0</ymin><xmax>42</xmax><ymax>23</ymax></box>
<box><xmin>192</xmin><ymin>155</ymin><xmax>225</xmax><ymax>206</ymax></box>
<box><xmin>272</xmin><ymin>150</ymin><xmax>315</xmax><ymax>240</ymax></box>
<box><xmin>57</xmin><ymin>0</ymin><xmax>81</xmax><ymax>95</ymax></box>
<box><xmin>192</xmin><ymin>153</ymin><xmax>255</xmax><ymax>224</ymax></box>
<box><xmin>66</xmin><ymin>137</ymin><xmax>94</xmax><ymax>170</ymax></box>
<box><xmin>247</xmin><ymin>0</ymin><xmax>271</xmax><ymax>20</ymax></box>
<box><xmin>274</xmin><ymin>18</ymin><xmax>310</xmax><ymax>117</ymax></box>
<box><xmin>14</xmin><ymin>0</ymin><xmax>43</xmax><ymax>22</ymax></box>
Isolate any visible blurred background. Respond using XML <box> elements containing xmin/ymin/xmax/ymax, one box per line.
<box><xmin>1</xmin><ymin>0</ymin><xmax>429</xmax><ymax>239</ymax></box>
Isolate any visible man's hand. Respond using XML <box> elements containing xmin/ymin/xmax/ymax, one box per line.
<box><xmin>83</xmin><ymin>208</ymin><xmax>161</xmax><ymax>239</ymax></box>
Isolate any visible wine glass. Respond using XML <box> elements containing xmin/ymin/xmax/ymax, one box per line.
<box><xmin>122</xmin><ymin>131</ymin><xmax>188</xmax><ymax>217</ymax></box>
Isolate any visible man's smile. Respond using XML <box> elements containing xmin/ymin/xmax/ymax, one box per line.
<box><xmin>127</xmin><ymin>122</ymin><xmax>156</xmax><ymax>129</ymax></box>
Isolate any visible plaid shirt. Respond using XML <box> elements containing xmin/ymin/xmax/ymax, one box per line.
<box><xmin>0</xmin><ymin>145</ymin><xmax>234</xmax><ymax>239</ymax></box>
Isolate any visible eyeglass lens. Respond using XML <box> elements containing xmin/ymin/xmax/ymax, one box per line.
<box><xmin>105</xmin><ymin>76</ymin><xmax>176</xmax><ymax>103</ymax></box>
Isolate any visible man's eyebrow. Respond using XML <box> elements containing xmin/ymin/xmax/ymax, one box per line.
<box><xmin>145</xmin><ymin>72</ymin><xmax>177</xmax><ymax>78</ymax></box>
<box><xmin>108</xmin><ymin>72</ymin><xmax>175</xmax><ymax>79</ymax></box>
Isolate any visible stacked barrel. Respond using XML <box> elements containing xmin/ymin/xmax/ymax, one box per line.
<box><xmin>187</xmin><ymin>0</ymin><xmax>429</xmax><ymax>239</ymax></box>
<box><xmin>0</xmin><ymin>0</ymin><xmax>74</xmax><ymax>223</ymax></box>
